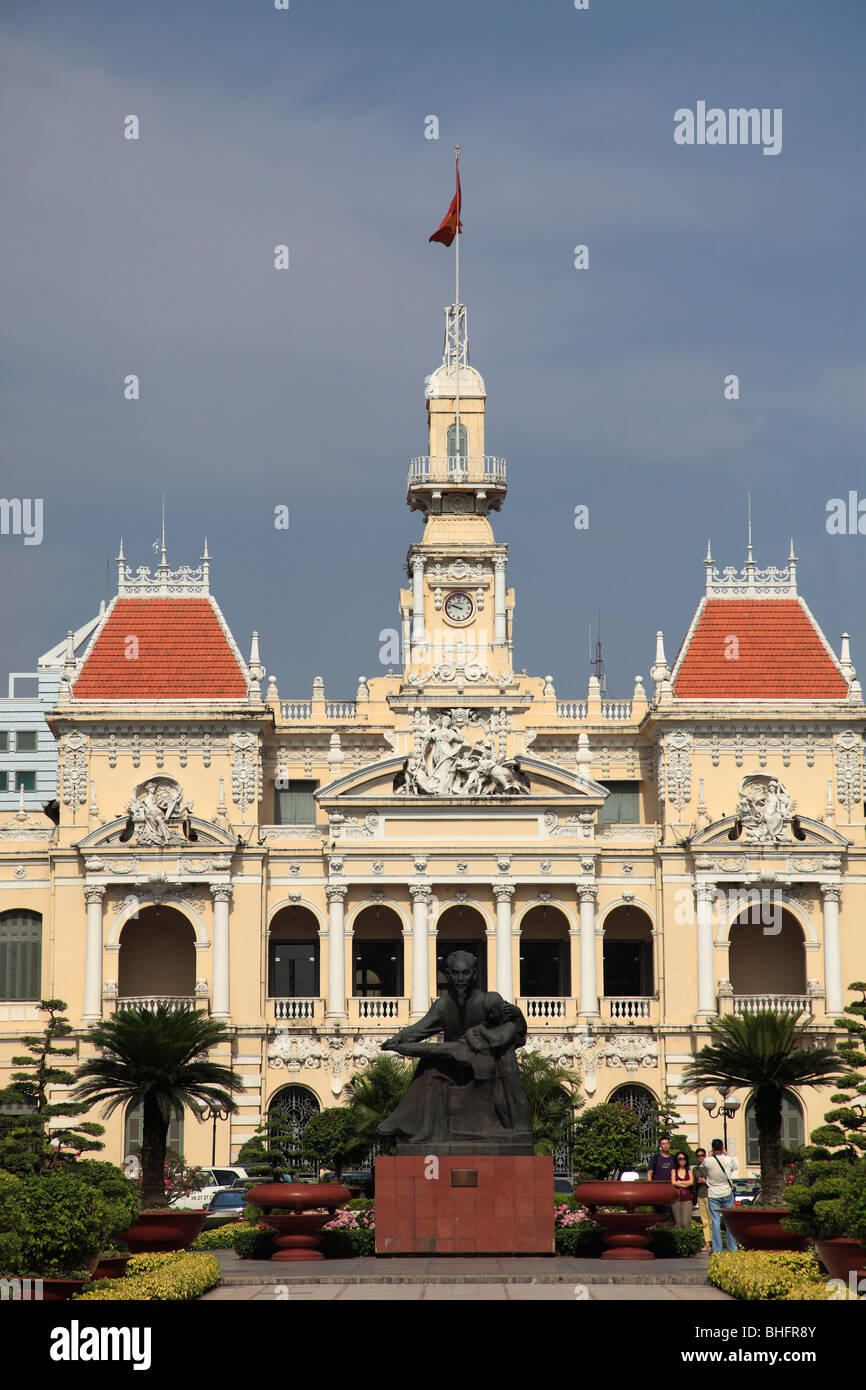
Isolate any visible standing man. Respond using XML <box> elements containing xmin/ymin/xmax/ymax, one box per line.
<box><xmin>693</xmin><ymin>1147</ymin><xmax>712</xmax><ymax>1252</ymax></box>
<box><xmin>646</xmin><ymin>1134</ymin><xmax>675</xmax><ymax>1218</ymax></box>
<box><xmin>700</xmin><ymin>1138</ymin><xmax>740</xmax><ymax>1253</ymax></box>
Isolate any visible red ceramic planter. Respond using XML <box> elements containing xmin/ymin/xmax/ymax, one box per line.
<box><xmin>247</xmin><ymin>1183</ymin><xmax>351</xmax><ymax>1262</ymax></box>
<box><xmin>815</xmin><ymin>1237</ymin><xmax>866</xmax><ymax>1281</ymax></box>
<box><xmin>721</xmin><ymin>1208</ymin><xmax>810</xmax><ymax>1252</ymax></box>
<box><xmin>574</xmin><ymin>1181</ymin><xmax>678</xmax><ymax>1260</ymax></box>
<box><xmin>121</xmin><ymin>1210</ymin><xmax>207</xmax><ymax>1254</ymax></box>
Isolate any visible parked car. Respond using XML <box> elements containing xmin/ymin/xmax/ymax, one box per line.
<box><xmin>732</xmin><ymin>1179</ymin><xmax>762</xmax><ymax>1207</ymax></box>
<box><xmin>554</xmin><ymin>1178</ymin><xmax>574</xmax><ymax>1195</ymax></box>
<box><xmin>205</xmin><ymin>1188</ymin><xmax>250</xmax><ymax>1221</ymax></box>
<box><xmin>170</xmin><ymin>1165</ymin><xmax>250</xmax><ymax>1211</ymax></box>
<box><xmin>321</xmin><ymin>1169</ymin><xmax>375</xmax><ymax>1198</ymax></box>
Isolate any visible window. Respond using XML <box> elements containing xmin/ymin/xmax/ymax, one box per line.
<box><xmin>446</xmin><ymin>421</ymin><xmax>468</xmax><ymax>466</ymax></box>
<box><xmin>274</xmin><ymin>779</ymin><xmax>318</xmax><ymax>825</ymax></box>
<box><xmin>745</xmin><ymin>1096</ymin><xmax>803</xmax><ymax>1166</ymax></box>
<box><xmin>519</xmin><ymin>940</ymin><xmax>570</xmax><ymax>996</ymax></box>
<box><xmin>0</xmin><ymin>910</ymin><xmax>42</xmax><ymax>1001</ymax></box>
<box><xmin>13</xmin><ymin>772</ymin><xmax>36</xmax><ymax>792</ymax></box>
<box><xmin>269</xmin><ymin>940</ymin><xmax>319</xmax><ymax>997</ymax></box>
<box><xmin>354</xmin><ymin>941</ymin><xmax>403</xmax><ymax>997</ymax></box>
<box><xmin>124</xmin><ymin>1101</ymin><xmax>183</xmax><ymax>1158</ymax></box>
<box><xmin>14</xmin><ymin>731</ymin><xmax>37</xmax><ymax>753</ymax></box>
<box><xmin>0</xmin><ymin>732</ymin><xmax>7</xmax><ymax>752</ymax></box>
<box><xmin>597</xmin><ymin>781</ymin><xmax>640</xmax><ymax>825</ymax></box>
<box><xmin>0</xmin><ymin>774</ymin><xmax>6</xmax><ymax>792</ymax></box>
<box><xmin>603</xmin><ymin>939</ymin><xmax>653</xmax><ymax>995</ymax></box>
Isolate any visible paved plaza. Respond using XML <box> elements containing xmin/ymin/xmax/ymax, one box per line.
<box><xmin>201</xmin><ymin>1251</ymin><xmax>731</xmax><ymax>1300</ymax></box>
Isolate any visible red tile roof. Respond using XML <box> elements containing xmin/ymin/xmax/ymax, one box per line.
<box><xmin>73</xmin><ymin>598</ymin><xmax>248</xmax><ymax>699</ymax></box>
<box><xmin>673</xmin><ymin>599</ymin><xmax>847</xmax><ymax>699</ymax></box>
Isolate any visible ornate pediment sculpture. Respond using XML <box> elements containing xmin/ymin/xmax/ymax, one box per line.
<box><xmin>121</xmin><ymin>776</ymin><xmax>194</xmax><ymax>847</ymax></box>
<box><xmin>735</xmin><ymin>774</ymin><xmax>794</xmax><ymax>845</ymax></box>
<box><xmin>393</xmin><ymin>709</ymin><xmax>530</xmax><ymax>797</ymax></box>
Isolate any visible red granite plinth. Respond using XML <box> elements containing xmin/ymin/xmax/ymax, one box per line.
<box><xmin>375</xmin><ymin>1155</ymin><xmax>554</xmax><ymax>1256</ymax></box>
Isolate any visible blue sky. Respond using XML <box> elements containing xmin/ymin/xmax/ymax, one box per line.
<box><xmin>1</xmin><ymin>0</ymin><xmax>864</xmax><ymax>698</ymax></box>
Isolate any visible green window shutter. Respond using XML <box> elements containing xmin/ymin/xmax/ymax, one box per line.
<box><xmin>15</xmin><ymin>731</ymin><xmax>37</xmax><ymax>753</ymax></box>
<box><xmin>597</xmin><ymin>781</ymin><xmax>640</xmax><ymax>825</ymax></box>
<box><xmin>14</xmin><ymin>772</ymin><xmax>36</xmax><ymax>792</ymax></box>
<box><xmin>274</xmin><ymin>780</ymin><xmax>318</xmax><ymax>825</ymax></box>
<box><xmin>0</xmin><ymin>732</ymin><xmax>8</xmax><ymax>752</ymax></box>
<box><xmin>0</xmin><ymin>910</ymin><xmax>42</xmax><ymax>1001</ymax></box>
<box><xmin>0</xmin><ymin>773</ymin><xmax>7</xmax><ymax>792</ymax></box>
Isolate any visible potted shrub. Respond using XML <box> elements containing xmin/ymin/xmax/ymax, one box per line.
<box><xmin>783</xmin><ymin>983</ymin><xmax>866</xmax><ymax>1277</ymax></box>
<box><xmin>680</xmin><ymin>1010</ymin><xmax>844</xmax><ymax>1251</ymax></box>
<box><xmin>72</xmin><ymin>1005</ymin><xmax>244</xmax><ymax>1251</ymax></box>
<box><xmin>71</xmin><ymin>1160</ymin><xmax>140</xmax><ymax>1278</ymax></box>
<box><xmin>0</xmin><ymin>1170</ymin><xmax>113</xmax><ymax>1299</ymax></box>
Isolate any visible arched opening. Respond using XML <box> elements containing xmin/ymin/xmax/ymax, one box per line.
<box><xmin>0</xmin><ymin>909</ymin><xmax>42</xmax><ymax>1001</ymax></box>
<box><xmin>744</xmin><ymin>1094</ymin><xmax>804</xmax><ymax>1167</ymax></box>
<box><xmin>269</xmin><ymin>1085</ymin><xmax>321</xmax><ymax>1178</ymax></box>
<box><xmin>351</xmin><ymin>905</ymin><xmax>404</xmax><ymax>998</ymax></box>
<box><xmin>436</xmin><ymin>904</ymin><xmax>487</xmax><ymax>990</ymax></box>
<box><xmin>728</xmin><ymin>906</ymin><xmax>806</xmax><ymax>999</ymax></box>
<box><xmin>124</xmin><ymin>1099</ymin><xmax>183</xmax><ymax>1162</ymax></box>
<box><xmin>602</xmin><ymin>906</ymin><xmax>654</xmax><ymax>996</ymax></box>
<box><xmin>117</xmin><ymin>906</ymin><xmax>195</xmax><ymax>1001</ymax></box>
<box><xmin>268</xmin><ymin>905</ymin><xmax>320</xmax><ymax>998</ymax></box>
<box><xmin>519</xmin><ymin>905</ymin><xmax>571</xmax><ymax>996</ymax></box>
<box><xmin>446</xmin><ymin>421</ymin><xmax>468</xmax><ymax>470</ymax></box>
<box><xmin>608</xmin><ymin>1083</ymin><xmax>659</xmax><ymax>1168</ymax></box>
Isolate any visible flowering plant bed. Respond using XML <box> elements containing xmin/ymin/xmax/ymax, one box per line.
<box><xmin>320</xmin><ymin>1206</ymin><xmax>376</xmax><ymax>1258</ymax></box>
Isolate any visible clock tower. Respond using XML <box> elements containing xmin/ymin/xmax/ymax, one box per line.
<box><xmin>402</xmin><ymin>300</ymin><xmax>513</xmax><ymax>684</ymax></box>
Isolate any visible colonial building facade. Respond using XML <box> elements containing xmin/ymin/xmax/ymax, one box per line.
<box><xmin>2</xmin><ymin>299</ymin><xmax>864</xmax><ymax>1174</ymax></box>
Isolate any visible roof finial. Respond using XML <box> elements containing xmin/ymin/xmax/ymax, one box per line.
<box><xmin>746</xmin><ymin>494</ymin><xmax>754</xmax><ymax>565</ymax></box>
<box><xmin>159</xmin><ymin>493</ymin><xmax>168</xmax><ymax>569</ymax></box>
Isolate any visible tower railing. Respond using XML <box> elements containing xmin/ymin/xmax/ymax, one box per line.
<box><xmin>408</xmin><ymin>456</ymin><xmax>507</xmax><ymax>487</ymax></box>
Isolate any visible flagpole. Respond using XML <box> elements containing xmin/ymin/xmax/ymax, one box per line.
<box><xmin>454</xmin><ymin>145</ymin><xmax>460</xmax><ymax>473</ymax></box>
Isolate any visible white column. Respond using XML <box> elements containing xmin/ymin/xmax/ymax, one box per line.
<box><xmin>82</xmin><ymin>885</ymin><xmax>106</xmax><ymax>1023</ymax></box>
<box><xmin>494</xmin><ymin>883</ymin><xmax>515</xmax><ymax>1000</ymax></box>
<box><xmin>409</xmin><ymin>885</ymin><xmax>432</xmax><ymax>1018</ymax></box>
<box><xmin>821</xmin><ymin>883</ymin><xmax>843</xmax><ymax>1015</ymax></box>
<box><xmin>578</xmin><ymin>886</ymin><xmax>599</xmax><ymax>1020</ymax></box>
<box><xmin>493</xmin><ymin>558</ymin><xmax>507</xmax><ymax>644</ymax></box>
<box><xmin>326</xmin><ymin>885</ymin><xmax>348</xmax><ymax>1021</ymax></box>
<box><xmin>210</xmin><ymin>884</ymin><xmax>233</xmax><ymax>1021</ymax></box>
<box><xmin>695</xmin><ymin>881</ymin><xmax>716</xmax><ymax>1017</ymax></box>
<box><xmin>411</xmin><ymin>556</ymin><xmax>425</xmax><ymax>646</ymax></box>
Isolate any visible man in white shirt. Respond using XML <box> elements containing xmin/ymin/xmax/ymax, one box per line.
<box><xmin>699</xmin><ymin>1138</ymin><xmax>740</xmax><ymax>1253</ymax></box>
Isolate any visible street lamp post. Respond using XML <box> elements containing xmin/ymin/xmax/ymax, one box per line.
<box><xmin>195</xmin><ymin>1101</ymin><xmax>231</xmax><ymax>1166</ymax></box>
<box><xmin>702</xmin><ymin>1088</ymin><xmax>742</xmax><ymax>1149</ymax></box>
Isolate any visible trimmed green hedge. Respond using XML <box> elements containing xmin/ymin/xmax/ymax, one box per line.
<box><xmin>708</xmin><ymin>1251</ymin><xmax>835</xmax><ymax>1301</ymax></box>
<box><xmin>75</xmin><ymin>1251</ymin><xmax>220</xmax><ymax>1301</ymax></box>
<box><xmin>233</xmin><ymin>1226</ymin><xmax>277</xmax><ymax>1260</ymax></box>
<box><xmin>191</xmin><ymin>1222</ymin><xmax>253</xmax><ymax>1251</ymax></box>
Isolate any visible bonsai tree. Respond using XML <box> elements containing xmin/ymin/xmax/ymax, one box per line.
<box><xmin>517</xmin><ymin>1050</ymin><xmax>584</xmax><ymax>1156</ymax></box>
<box><xmin>648</xmin><ymin>1089</ymin><xmax>696</xmax><ymax>1166</ymax></box>
<box><xmin>343</xmin><ymin>1055</ymin><xmax>414</xmax><ymax>1156</ymax></box>
<box><xmin>571</xmin><ymin>1101</ymin><xmax>643</xmax><ymax>1181</ymax></box>
<box><xmin>0</xmin><ymin>999</ymin><xmax>104</xmax><ymax>1174</ymax></box>
<box><xmin>237</xmin><ymin>1109</ymin><xmax>315</xmax><ymax>1180</ymax></box>
<box><xmin>781</xmin><ymin>982</ymin><xmax>866</xmax><ymax>1239</ymax></box>
<box><xmin>680</xmin><ymin>1010</ymin><xmax>845</xmax><ymax>1207</ymax></box>
<box><xmin>302</xmin><ymin>1108</ymin><xmax>365</xmax><ymax>1178</ymax></box>
<box><xmin>72</xmin><ymin>1005</ymin><xmax>244</xmax><ymax>1210</ymax></box>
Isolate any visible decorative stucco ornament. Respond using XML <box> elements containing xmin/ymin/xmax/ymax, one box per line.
<box><xmin>735</xmin><ymin>774</ymin><xmax>794</xmax><ymax>845</ymax></box>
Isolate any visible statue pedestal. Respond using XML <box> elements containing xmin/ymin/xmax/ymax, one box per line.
<box><xmin>375</xmin><ymin>1155</ymin><xmax>554</xmax><ymax>1256</ymax></box>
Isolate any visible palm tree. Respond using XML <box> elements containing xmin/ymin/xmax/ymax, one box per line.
<box><xmin>343</xmin><ymin>1055</ymin><xmax>414</xmax><ymax>1155</ymax></box>
<box><xmin>73</xmin><ymin>1007</ymin><xmax>244</xmax><ymax>1209</ymax></box>
<box><xmin>517</xmin><ymin>1051</ymin><xmax>584</xmax><ymax>1156</ymax></box>
<box><xmin>680</xmin><ymin>1010</ymin><xmax>845</xmax><ymax>1206</ymax></box>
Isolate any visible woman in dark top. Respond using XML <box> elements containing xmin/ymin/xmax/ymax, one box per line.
<box><xmin>670</xmin><ymin>1151</ymin><xmax>694</xmax><ymax>1229</ymax></box>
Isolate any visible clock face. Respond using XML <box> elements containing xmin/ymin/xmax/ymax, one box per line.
<box><xmin>444</xmin><ymin>590</ymin><xmax>474</xmax><ymax>623</ymax></box>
